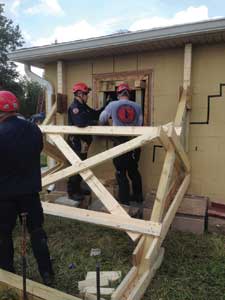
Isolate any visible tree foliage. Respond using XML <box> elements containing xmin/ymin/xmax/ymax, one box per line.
<box><xmin>0</xmin><ymin>5</ymin><xmax>44</xmax><ymax>117</ymax></box>
<box><xmin>0</xmin><ymin>3</ymin><xmax>24</xmax><ymax>90</ymax></box>
<box><xmin>19</xmin><ymin>78</ymin><xmax>44</xmax><ymax>118</ymax></box>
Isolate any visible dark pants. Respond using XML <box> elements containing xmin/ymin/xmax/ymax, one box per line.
<box><xmin>113</xmin><ymin>148</ymin><xmax>143</xmax><ymax>205</ymax></box>
<box><xmin>67</xmin><ymin>152</ymin><xmax>87</xmax><ymax>196</ymax></box>
<box><xmin>0</xmin><ymin>193</ymin><xmax>53</xmax><ymax>277</ymax></box>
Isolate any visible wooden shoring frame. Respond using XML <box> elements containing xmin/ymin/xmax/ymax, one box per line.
<box><xmin>35</xmin><ymin>43</ymin><xmax>192</xmax><ymax>300</ymax></box>
<box><xmin>39</xmin><ymin>122</ymin><xmax>190</xmax><ymax>300</ymax></box>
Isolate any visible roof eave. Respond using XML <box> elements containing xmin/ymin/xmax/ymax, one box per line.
<box><xmin>8</xmin><ymin>18</ymin><xmax>225</xmax><ymax>66</ymax></box>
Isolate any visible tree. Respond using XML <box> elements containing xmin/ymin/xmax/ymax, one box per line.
<box><xmin>19</xmin><ymin>78</ymin><xmax>45</xmax><ymax>118</ymax></box>
<box><xmin>0</xmin><ymin>5</ymin><xmax>44</xmax><ymax>118</ymax></box>
<box><xmin>0</xmin><ymin>3</ymin><xmax>24</xmax><ymax>93</ymax></box>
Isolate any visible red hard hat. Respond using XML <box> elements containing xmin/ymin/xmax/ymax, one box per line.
<box><xmin>0</xmin><ymin>91</ymin><xmax>19</xmax><ymax>112</ymax></box>
<box><xmin>117</xmin><ymin>83</ymin><xmax>131</xmax><ymax>93</ymax></box>
<box><xmin>72</xmin><ymin>82</ymin><xmax>91</xmax><ymax>93</ymax></box>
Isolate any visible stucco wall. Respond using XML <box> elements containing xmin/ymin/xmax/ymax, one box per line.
<box><xmin>44</xmin><ymin>43</ymin><xmax>225</xmax><ymax>203</ymax></box>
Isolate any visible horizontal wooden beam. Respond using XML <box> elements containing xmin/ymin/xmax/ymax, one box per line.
<box><xmin>40</xmin><ymin>124</ymin><xmax>182</xmax><ymax>137</ymax></box>
<box><xmin>0</xmin><ymin>269</ymin><xmax>80</xmax><ymax>300</ymax></box>
<box><xmin>42</xmin><ymin>202</ymin><xmax>162</xmax><ymax>236</ymax></box>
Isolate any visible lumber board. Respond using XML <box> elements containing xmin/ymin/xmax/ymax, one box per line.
<box><xmin>83</xmin><ymin>287</ymin><xmax>115</xmax><ymax>295</ymax></box>
<box><xmin>167</xmin><ymin>126</ymin><xmax>191</xmax><ymax>172</ymax></box>
<box><xmin>126</xmin><ymin>248</ymin><xmax>164</xmax><ymax>300</ymax></box>
<box><xmin>0</xmin><ymin>269</ymin><xmax>80</xmax><ymax>300</ymax></box>
<box><xmin>174</xmin><ymin>95</ymin><xmax>187</xmax><ymax>128</ymax></box>
<box><xmin>40</xmin><ymin>124</ymin><xmax>181</xmax><ymax>136</ymax></box>
<box><xmin>41</xmin><ymin>163</ymin><xmax>64</xmax><ymax>177</ymax></box>
<box><xmin>42</xmin><ymin>131</ymin><xmax>159</xmax><ymax>186</ymax></box>
<box><xmin>42</xmin><ymin>102</ymin><xmax>57</xmax><ymax>125</ymax></box>
<box><xmin>183</xmin><ymin>43</ymin><xmax>192</xmax><ymax>91</ymax></box>
<box><xmin>132</xmin><ymin>236</ymin><xmax>145</xmax><ymax>266</ymax></box>
<box><xmin>78</xmin><ymin>277</ymin><xmax>109</xmax><ymax>291</ymax></box>
<box><xmin>42</xmin><ymin>202</ymin><xmax>162</xmax><ymax>236</ymax></box>
<box><xmin>174</xmin><ymin>43</ymin><xmax>192</xmax><ymax>127</ymax></box>
<box><xmin>43</xmin><ymin>139</ymin><xmax>67</xmax><ymax>163</ymax></box>
<box><xmin>143</xmin><ymin>175</ymin><xmax>190</xmax><ymax>268</ymax></box>
<box><xmin>151</xmin><ymin>149</ymin><xmax>175</xmax><ymax>222</ymax></box>
<box><xmin>86</xmin><ymin>271</ymin><xmax>121</xmax><ymax>282</ymax></box>
<box><xmin>161</xmin><ymin>174</ymin><xmax>190</xmax><ymax>240</ymax></box>
<box><xmin>84</xmin><ymin>293</ymin><xmax>106</xmax><ymax>300</ymax></box>
<box><xmin>45</xmin><ymin>135</ymin><xmax>149</xmax><ymax>240</ymax></box>
<box><xmin>111</xmin><ymin>267</ymin><xmax>138</xmax><ymax>300</ymax></box>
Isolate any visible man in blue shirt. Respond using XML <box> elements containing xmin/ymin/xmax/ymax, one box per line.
<box><xmin>0</xmin><ymin>91</ymin><xmax>53</xmax><ymax>285</ymax></box>
<box><xmin>67</xmin><ymin>82</ymin><xmax>108</xmax><ymax>201</ymax></box>
<box><xmin>99</xmin><ymin>83</ymin><xmax>144</xmax><ymax>206</ymax></box>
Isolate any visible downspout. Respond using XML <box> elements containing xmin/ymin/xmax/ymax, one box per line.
<box><xmin>24</xmin><ymin>64</ymin><xmax>55</xmax><ymax>191</ymax></box>
<box><xmin>24</xmin><ymin>64</ymin><xmax>53</xmax><ymax>113</ymax></box>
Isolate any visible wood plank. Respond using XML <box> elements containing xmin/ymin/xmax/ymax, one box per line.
<box><xmin>183</xmin><ymin>43</ymin><xmax>192</xmax><ymax>91</ymax></box>
<box><xmin>40</xmin><ymin>124</ymin><xmax>181</xmax><ymax>136</ymax></box>
<box><xmin>161</xmin><ymin>174</ymin><xmax>190</xmax><ymax>240</ymax></box>
<box><xmin>0</xmin><ymin>269</ymin><xmax>80</xmax><ymax>300</ymax></box>
<box><xmin>42</xmin><ymin>102</ymin><xmax>57</xmax><ymax>125</ymax></box>
<box><xmin>127</xmin><ymin>248</ymin><xmax>164</xmax><ymax>300</ymax></box>
<box><xmin>45</xmin><ymin>135</ymin><xmax>139</xmax><ymax>240</ymax></box>
<box><xmin>167</xmin><ymin>126</ymin><xmax>191</xmax><ymax>173</ymax></box>
<box><xmin>78</xmin><ymin>277</ymin><xmax>109</xmax><ymax>291</ymax></box>
<box><xmin>151</xmin><ymin>148</ymin><xmax>175</xmax><ymax>222</ymax></box>
<box><xmin>84</xmin><ymin>287</ymin><xmax>115</xmax><ymax>295</ymax></box>
<box><xmin>42</xmin><ymin>202</ymin><xmax>162</xmax><ymax>236</ymax></box>
<box><xmin>132</xmin><ymin>236</ymin><xmax>145</xmax><ymax>266</ymax></box>
<box><xmin>42</xmin><ymin>132</ymin><xmax>158</xmax><ymax>187</ymax></box>
<box><xmin>84</xmin><ymin>293</ymin><xmax>106</xmax><ymax>300</ymax></box>
<box><xmin>174</xmin><ymin>43</ymin><xmax>192</xmax><ymax>127</ymax></box>
<box><xmin>111</xmin><ymin>267</ymin><xmax>138</xmax><ymax>300</ymax></box>
<box><xmin>43</xmin><ymin>139</ymin><xmax>67</xmax><ymax>163</ymax></box>
<box><xmin>86</xmin><ymin>271</ymin><xmax>121</xmax><ymax>282</ymax></box>
<box><xmin>41</xmin><ymin>163</ymin><xmax>64</xmax><ymax>177</ymax></box>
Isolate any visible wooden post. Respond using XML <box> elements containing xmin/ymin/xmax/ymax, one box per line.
<box><xmin>174</xmin><ymin>43</ymin><xmax>192</xmax><ymax>152</ymax></box>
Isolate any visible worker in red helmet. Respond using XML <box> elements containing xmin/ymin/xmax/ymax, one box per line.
<box><xmin>0</xmin><ymin>91</ymin><xmax>54</xmax><ymax>285</ymax></box>
<box><xmin>67</xmin><ymin>82</ymin><xmax>109</xmax><ymax>201</ymax></box>
<box><xmin>99</xmin><ymin>83</ymin><xmax>144</xmax><ymax>209</ymax></box>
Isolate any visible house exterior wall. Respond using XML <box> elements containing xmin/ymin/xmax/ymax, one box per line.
<box><xmin>44</xmin><ymin>43</ymin><xmax>225</xmax><ymax>203</ymax></box>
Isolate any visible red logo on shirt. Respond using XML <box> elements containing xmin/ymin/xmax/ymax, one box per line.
<box><xmin>116</xmin><ymin>105</ymin><xmax>136</xmax><ymax>123</ymax></box>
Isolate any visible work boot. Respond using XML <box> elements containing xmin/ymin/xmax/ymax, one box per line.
<box><xmin>41</xmin><ymin>271</ymin><xmax>54</xmax><ymax>286</ymax></box>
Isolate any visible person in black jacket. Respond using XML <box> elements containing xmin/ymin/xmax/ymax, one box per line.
<box><xmin>0</xmin><ymin>91</ymin><xmax>53</xmax><ymax>285</ymax></box>
<box><xmin>67</xmin><ymin>82</ymin><xmax>107</xmax><ymax>201</ymax></box>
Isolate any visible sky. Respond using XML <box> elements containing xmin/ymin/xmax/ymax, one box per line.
<box><xmin>1</xmin><ymin>0</ymin><xmax>225</xmax><ymax>76</ymax></box>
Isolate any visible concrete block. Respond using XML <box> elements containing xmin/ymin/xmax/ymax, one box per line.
<box><xmin>55</xmin><ymin>196</ymin><xmax>79</xmax><ymax>207</ymax></box>
<box><xmin>171</xmin><ymin>215</ymin><xmax>205</xmax><ymax>235</ymax></box>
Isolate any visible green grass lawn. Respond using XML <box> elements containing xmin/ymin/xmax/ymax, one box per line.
<box><xmin>11</xmin><ymin>216</ymin><xmax>225</xmax><ymax>300</ymax></box>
